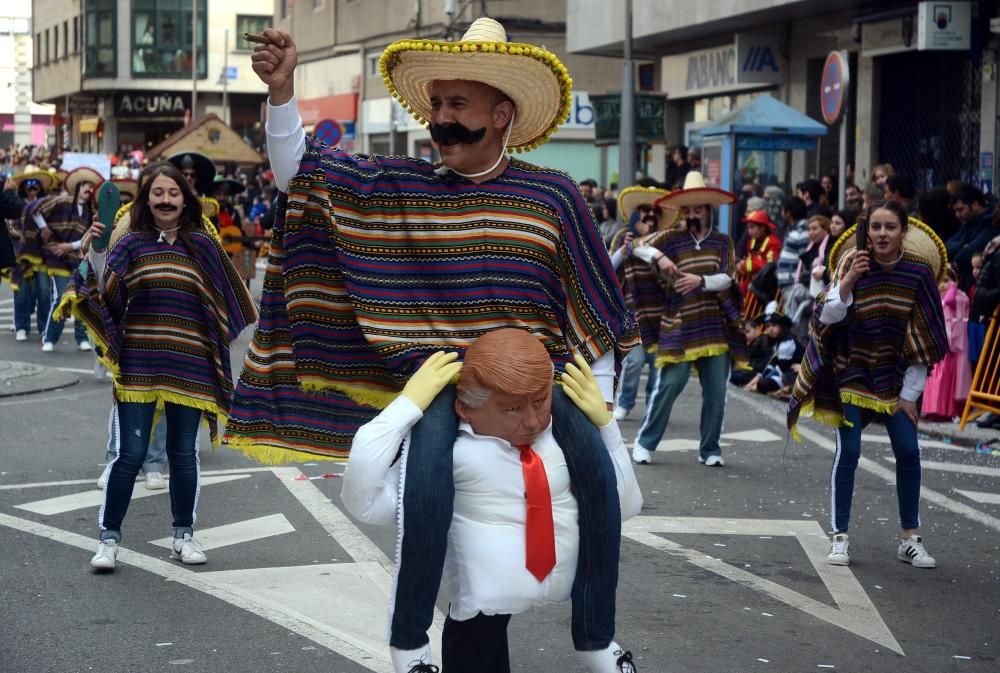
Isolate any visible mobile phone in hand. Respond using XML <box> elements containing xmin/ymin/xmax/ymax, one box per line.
<box><xmin>855</xmin><ymin>216</ymin><xmax>868</xmax><ymax>252</ymax></box>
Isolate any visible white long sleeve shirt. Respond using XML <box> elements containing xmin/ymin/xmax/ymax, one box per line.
<box><xmin>821</xmin><ymin>283</ymin><xmax>927</xmax><ymax>401</ymax></box>
<box><xmin>341</xmin><ymin>395</ymin><xmax>643</xmax><ymax>621</ymax></box>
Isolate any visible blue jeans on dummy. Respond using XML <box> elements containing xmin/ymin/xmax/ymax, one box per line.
<box><xmin>99</xmin><ymin>401</ymin><xmax>202</xmax><ymax>542</ymax></box>
<box><xmin>13</xmin><ymin>271</ymin><xmax>49</xmax><ymax>334</ymax></box>
<box><xmin>104</xmin><ymin>404</ymin><xmax>168</xmax><ymax>474</ymax></box>
<box><xmin>635</xmin><ymin>352</ymin><xmax>730</xmax><ymax>460</ymax></box>
<box><xmin>616</xmin><ymin>346</ymin><xmax>656</xmax><ymax>412</ymax></box>
<box><xmin>390</xmin><ymin>385</ymin><xmax>622</xmax><ymax>652</ymax></box>
<box><xmin>831</xmin><ymin>403</ymin><xmax>922</xmax><ymax>534</ymax></box>
<box><xmin>42</xmin><ymin>273</ymin><xmax>87</xmax><ymax>345</ymax></box>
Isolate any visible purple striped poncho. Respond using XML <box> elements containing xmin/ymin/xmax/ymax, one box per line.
<box><xmin>787</xmin><ymin>252</ymin><xmax>948</xmax><ymax>434</ymax></box>
<box><xmin>225</xmin><ymin>137</ymin><xmax>638</xmax><ymax>461</ymax></box>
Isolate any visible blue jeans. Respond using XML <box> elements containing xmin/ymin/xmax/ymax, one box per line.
<box><xmin>43</xmin><ymin>273</ymin><xmax>87</xmax><ymax>345</ymax></box>
<box><xmin>390</xmin><ymin>385</ymin><xmax>621</xmax><ymax>652</ymax></box>
<box><xmin>616</xmin><ymin>346</ymin><xmax>655</xmax><ymax>412</ymax></box>
<box><xmin>635</xmin><ymin>352</ymin><xmax>730</xmax><ymax>459</ymax></box>
<box><xmin>99</xmin><ymin>401</ymin><xmax>202</xmax><ymax>542</ymax></box>
<box><xmin>13</xmin><ymin>271</ymin><xmax>49</xmax><ymax>334</ymax></box>
<box><xmin>104</xmin><ymin>404</ymin><xmax>168</xmax><ymax>474</ymax></box>
<box><xmin>831</xmin><ymin>403</ymin><xmax>922</xmax><ymax>533</ymax></box>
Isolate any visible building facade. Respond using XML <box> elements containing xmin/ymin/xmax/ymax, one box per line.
<box><xmin>1</xmin><ymin>9</ymin><xmax>54</xmax><ymax>147</ymax></box>
<box><xmin>31</xmin><ymin>0</ymin><xmax>272</xmax><ymax>156</ymax></box>
<box><xmin>274</xmin><ymin>0</ymin><xmax>632</xmax><ymax>184</ymax></box>
<box><xmin>568</xmin><ymin>0</ymin><xmax>997</xmax><ymax>196</ymax></box>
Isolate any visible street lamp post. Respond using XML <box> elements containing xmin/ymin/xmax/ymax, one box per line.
<box><xmin>191</xmin><ymin>0</ymin><xmax>198</xmax><ymax>122</ymax></box>
<box><xmin>618</xmin><ymin>0</ymin><xmax>635</xmax><ymax>191</ymax></box>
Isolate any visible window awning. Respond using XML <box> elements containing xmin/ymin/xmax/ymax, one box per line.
<box><xmin>79</xmin><ymin>117</ymin><xmax>102</xmax><ymax>133</ymax></box>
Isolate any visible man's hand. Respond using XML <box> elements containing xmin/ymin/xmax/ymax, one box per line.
<box><xmin>85</xmin><ymin>220</ymin><xmax>107</xmax><ymax>252</ymax></box>
<box><xmin>39</xmin><ymin>227</ymin><xmax>52</xmax><ymax>243</ymax></box>
<box><xmin>653</xmin><ymin>253</ymin><xmax>678</xmax><ymax>277</ymax></box>
<box><xmin>674</xmin><ymin>272</ymin><xmax>703</xmax><ymax>295</ymax></box>
<box><xmin>45</xmin><ymin>241</ymin><xmax>74</xmax><ymax>256</ymax></box>
<box><xmin>250</xmin><ymin>28</ymin><xmax>298</xmax><ymax>105</ymax></box>
<box><xmin>400</xmin><ymin>351</ymin><xmax>462</xmax><ymax>412</ymax></box>
<box><xmin>743</xmin><ymin>375</ymin><xmax>760</xmax><ymax>392</ymax></box>
<box><xmin>896</xmin><ymin>398</ymin><xmax>919</xmax><ymax>428</ymax></box>
<box><xmin>561</xmin><ymin>353</ymin><xmax>613</xmax><ymax>427</ymax></box>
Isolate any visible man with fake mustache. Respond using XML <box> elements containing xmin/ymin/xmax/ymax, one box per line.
<box><xmin>235</xmin><ymin>17</ymin><xmax>640</xmax><ymax>673</ymax></box>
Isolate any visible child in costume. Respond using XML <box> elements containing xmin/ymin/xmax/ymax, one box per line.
<box><xmin>342</xmin><ymin>328</ymin><xmax>642</xmax><ymax>673</ymax></box>
<box><xmin>788</xmin><ymin>201</ymin><xmax>949</xmax><ymax>569</ymax></box>
<box><xmin>921</xmin><ymin>267</ymin><xmax>971</xmax><ymax>420</ymax></box>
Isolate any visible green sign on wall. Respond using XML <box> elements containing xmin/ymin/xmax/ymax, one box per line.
<box><xmin>590</xmin><ymin>93</ymin><xmax>667</xmax><ymax>145</ymax></box>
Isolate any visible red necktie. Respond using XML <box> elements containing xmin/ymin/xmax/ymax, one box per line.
<box><xmin>517</xmin><ymin>444</ymin><xmax>556</xmax><ymax>581</ymax></box>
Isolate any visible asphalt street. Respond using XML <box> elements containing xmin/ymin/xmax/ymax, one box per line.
<box><xmin>1</xmin><ymin>293</ymin><xmax>999</xmax><ymax>673</ymax></box>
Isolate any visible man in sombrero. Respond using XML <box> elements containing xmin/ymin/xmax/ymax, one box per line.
<box><xmin>627</xmin><ymin>171</ymin><xmax>748</xmax><ymax>468</ymax></box>
<box><xmin>240</xmin><ymin>17</ymin><xmax>639</xmax><ymax>673</ymax></box>
<box><xmin>8</xmin><ymin>169</ymin><xmax>56</xmax><ymax>343</ymax></box>
<box><xmin>30</xmin><ymin>166</ymin><xmax>100</xmax><ymax>352</ymax></box>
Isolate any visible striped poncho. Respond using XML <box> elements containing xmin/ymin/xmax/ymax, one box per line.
<box><xmin>647</xmin><ymin>229</ymin><xmax>747</xmax><ymax>368</ymax></box>
<box><xmin>787</xmin><ymin>251</ymin><xmax>948</xmax><ymax>435</ymax></box>
<box><xmin>613</xmin><ymin>227</ymin><xmax>671</xmax><ymax>350</ymax></box>
<box><xmin>225</xmin><ymin>137</ymin><xmax>638</xmax><ymax>462</ymax></box>
<box><xmin>61</xmin><ymin>230</ymin><xmax>258</xmax><ymax>419</ymax></box>
<box><xmin>9</xmin><ymin>198</ymin><xmax>47</xmax><ymax>290</ymax></box>
<box><xmin>31</xmin><ymin>195</ymin><xmax>89</xmax><ymax>276</ymax></box>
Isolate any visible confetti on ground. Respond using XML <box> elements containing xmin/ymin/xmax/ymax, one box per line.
<box><xmin>168</xmin><ymin>660</ymin><xmax>194</xmax><ymax>665</ymax></box>
<box><xmin>156</xmin><ymin>642</ymin><xmax>173</xmax><ymax>647</ymax></box>
<box><xmin>744</xmin><ymin>607</ymin><xmax>752</xmax><ymax>611</ymax></box>
<box><xmin>294</xmin><ymin>474</ymin><xmax>308</xmax><ymax>481</ymax></box>
<box><xmin>761</xmin><ymin>612</ymin><xmax>774</xmax><ymax>617</ymax></box>
<box><xmin>757</xmin><ymin>658</ymin><xmax>770</xmax><ymax>663</ymax></box>
<box><xmin>874</xmin><ymin>585</ymin><xmax>883</xmax><ymax>590</ymax></box>
<box><xmin>818</xmin><ymin>665</ymin><xmax>835</xmax><ymax>669</ymax></box>
<box><xmin>759</xmin><ymin>536</ymin><xmax>772</xmax><ymax>539</ymax></box>
<box><xmin>714</xmin><ymin>543</ymin><xmax>727</xmax><ymax>547</ymax></box>
<box><xmin>303</xmin><ymin>463</ymin><xmax>318</xmax><ymax>466</ymax></box>
<box><xmin>309</xmin><ymin>473</ymin><xmax>340</xmax><ymax>480</ymax></box>
<box><xmin>672</xmin><ymin>593</ymin><xmax>687</xmax><ymax>598</ymax></box>
<box><xmin>952</xmin><ymin>655</ymin><xmax>971</xmax><ymax>660</ymax></box>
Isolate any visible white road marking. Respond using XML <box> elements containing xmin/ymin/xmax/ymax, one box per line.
<box><xmin>623</xmin><ymin>516</ymin><xmax>903</xmax><ymax>654</ymax></box>
<box><xmin>15</xmin><ymin>474</ymin><xmax>251</xmax><ymax>515</ymax></box>
<box><xmin>954</xmin><ymin>489</ymin><xmax>1000</xmax><ymax>505</ymax></box>
<box><xmin>861</xmin><ymin>433</ymin><xmax>965</xmax><ymax>452</ymax></box>
<box><xmin>736</xmin><ymin>392</ymin><xmax>1000</xmax><ymax>533</ymax></box>
<box><xmin>655</xmin><ymin>438</ymin><xmax>701</xmax><ymax>452</ymax></box>
<box><xmin>0</xmin><ymin>512</ymin><xmax>392</xmax><ymax>673</ymax></box>
<box><xmin>885</xmin><ymin>457</ymin><xmax>1000</xmax><ymax>479</ymax></box>
<box><xmin>54</xmin><ymin>366</ymin><xmax>98</xmax><ymax>375</ymax></box>
<box><xmin>0</xmin><ymin>466</ymin><xmax>281</xmax><ymax>491</ymax></box>
<box><xmin>149</xmin><ymin>513</ymin><xmax>295</xmax><ymax>551</ymax></box>
<box><xmin>0</xmin><ymin>390</ymin><xmax>90</xmax><ymax>406</ymax></box>
<box><xmin>721</xmin><ymin>429</ymin><xmax>783</xmax><ymax>442</ymax></box>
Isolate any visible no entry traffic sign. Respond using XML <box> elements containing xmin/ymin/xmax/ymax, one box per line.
<box><xmin>820</xmin><ymin>51</ymin><xmax>849</xmax><ymax>125</ymax></box>
<box><xmin>314</xmin><ymin>118</ymin><xmax>343</xmax><ymax>146</ymax></box>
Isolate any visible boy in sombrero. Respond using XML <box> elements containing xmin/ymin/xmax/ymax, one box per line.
<box><xmin>9</xmin><ymin>170</ymin><xmax>56</xmax><ymax>343</ymax></box>
<box><xmin>237</xmin><ymin>17</ymin><xmax>639</xmax><ymax>673</ymax></box>
<box><xmin>626</xmin><ymin>172</ymin><xmax>748</xmax><ymax>467</ymax></box>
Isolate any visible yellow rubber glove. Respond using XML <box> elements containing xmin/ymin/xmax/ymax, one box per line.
<box><xmin>561</xmin><ymin>352</ymin><xmax>613</xmax><ymax>427</ymax></box>
<box><xmin>400</xmin><ymin>351</ymin><xmax>463</xmax><ymax>412</ymax></box>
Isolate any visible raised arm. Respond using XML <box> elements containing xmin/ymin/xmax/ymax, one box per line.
<box><xmin>251</xmin><ymin>28</ymin><xmax>306</xmax><ymax>193</ymax></box>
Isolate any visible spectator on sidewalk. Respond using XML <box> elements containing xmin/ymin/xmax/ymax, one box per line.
<box><xmin>921</xmin><ymin>267</ymin><xmax>971</xmax><ymax>421</ymax></box>
<box><xmin>885</xmin><ymin>174</ymin><xmax>919</xmax><ymax>218</ymax></box>
<box><xmin>947</xmin><ymin>184</ymin><xmax>996</xmax><ymax>291</ymax></box>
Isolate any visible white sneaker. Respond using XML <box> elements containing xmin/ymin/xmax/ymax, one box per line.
<box><xmin>703</xmin><ymin>454</ymin><xmax>725</xmax><ymax>467</ymax></box>
<box><xmin>94</xmin><ymin>360</ymin><xmax>109</xmax><ymax>382</ymax></box>
<box><xmin>96</xmin><ymin>468</ymin><xmax>108</xmax><ymax>490</ymax></box>
<box><xmin>631</xmin><ymin>446</ymin><xmax>652</xmax><ymax>464</ymax></box>
<box><xmin>613</xmin><ymin>406</ymin><xmax>630</xmax><ymax>421</ymax></box>
<box><xmin>15</xmin><ymin>329</ymin><xmax>27</xmax><ymax>342</ymax></box>
<box><xmin>41</xmin><ymin>341</ymin><xmax>54</xmax><ymax>352</ymax></box>
<box><xmin>144</xmin><ymin>471</ymin><xmax>166</xmax><ymax>490</ymax></box>
<box><xmin>898</xmin><ymin>535</ymin><xmax>936</xmax><ymax>568</ymax></box>
<box><xmin>171</xmin><ymin>534</ymin><xmax>207</xmax><ymax>565</ymax></box>
<box><xmin>826</xmin><ymin>533</ymin><xmax>850</xmax><ymax>565</ymax></box>
<box><xmin>90</xmin><ymin>539</ymin><xmax>119</xmax><ymax>570</ymax></box>
<box><xmin>78</xmin><ymin>340</ymin><xmax>92</xmax><ymax>351</ymax></box>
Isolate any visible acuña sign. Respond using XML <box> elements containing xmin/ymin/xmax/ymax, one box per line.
<box><xmin>116</xmin><ymin>93</ymin><xmax>188</xmax><ymax>117</ymax></box>
<box><xmin>662</xmin><ymin>33</ymin><xmax>785</xmax><ymax>99</ymax></box>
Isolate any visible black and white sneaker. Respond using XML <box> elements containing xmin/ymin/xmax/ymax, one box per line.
<box><xmin>898</xmin><ymin>536</ymin><xmax>936</xmax><ymax>568</ymax></box>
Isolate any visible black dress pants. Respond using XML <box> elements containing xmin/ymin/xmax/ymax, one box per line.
<box><xmin>442</xmin><ymin>612</ymin><xmax>512</xmax><ymax>673</ymax></box>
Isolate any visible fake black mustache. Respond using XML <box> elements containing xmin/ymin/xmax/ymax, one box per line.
<box><xmin>430</xmin><ymin>122</ymin><xmax>487</xmax><ymax>146</ymax></box>
<box><xmin>154</xmin><ymin>203</ymin><xmax>179</xmax><ymax>212</ymax></box>
<box><xmin>685</xmin><ymin>217</ymin><xmax>702</xmax><ymax>229</ymax></box>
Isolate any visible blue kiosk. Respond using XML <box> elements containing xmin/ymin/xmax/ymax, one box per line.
<box><xmin>698</xmin><ymin>95</ymin><xmax>828</xmax><ymax>235</ymax></box>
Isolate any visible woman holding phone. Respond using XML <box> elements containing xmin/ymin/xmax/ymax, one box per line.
<box><xmin>787</xmin><ymin>200</ymin><xmax>949</xmax><ymax>569</ymax></box>
<box><xmin>61</xmin><ymin>162</ymin><xmax>257</xmax><ymax>571</ymax></box>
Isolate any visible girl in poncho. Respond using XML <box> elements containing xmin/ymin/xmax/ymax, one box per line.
<box><xmin>787</xmin><ymin>200</ymin><xmax>948</xmax><ymax>570</ymax></box>
<box><xmin>64</xmin><ymin>163</ymin><xmax>257</xmax><ymax>572</ymax></box>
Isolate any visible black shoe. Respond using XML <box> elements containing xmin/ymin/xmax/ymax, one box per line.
<box><xmin>977</xmin><ymin>412</ymin><xmax>1000</xmax><ymax>429</ymax></box>
<box><xmin>407</xmin><ymin>665</ymin><xmax>439</xmax><ymax>673</ymax></box>
<box><xmin>615</xmin><ymin>649</ymin><xmax>638</xmax><ymax>673</ymax></box>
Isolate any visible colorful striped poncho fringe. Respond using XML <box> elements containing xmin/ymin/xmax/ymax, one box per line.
<box><xmin>224</xmin><ymin>137</ymin><xmax>638</xmax><ymax>462</ymax></box>
<box><xmin>9</xmin><ymin>201</ymin><xmax>47</xmax><ymax>290</ymax></box>
<box><xmin>58</xmin><ymin>229</ymin><xmax>258</xmax><ymax>439</ymax></box>
<box><xmin>31</xmin><ymin>195</ymin><xmax>89</xmax><ymax>276</ymax></box>
<box><xmin>786</xmin><ymin>250</ymin><xmax>948</xmax><ymax>438</ymax></box>
<box><xmin>647</xmin><ymin>229</ymin><xmax>748</xmax><ymax>369</ymax></box>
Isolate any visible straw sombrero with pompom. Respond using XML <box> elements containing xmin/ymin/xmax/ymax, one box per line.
<box><xmin>380</xmin><ymin>17</ymin><xmax>572</xmax><ymax>152</ymax></box>
<box><xmin>655</xmin><ymin>171</ymin><xmax>737</xmax><ymax>209</ymax></box>
<box><xmin>617</xmin><ymin>185</ymin><xmax>680</xmax><ymax>228</ymax></box>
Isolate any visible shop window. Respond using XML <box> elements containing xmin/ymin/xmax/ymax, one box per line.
<box><xmin>84</xmin><ymin>0</ymin><xmax>116</xmax><ymax>77</ymax></box>
<box><xmin>131</xmin><ymin>0</ymin><xmax>207</xmax><ymax>79</ymax></box>
<box><xmin>236</xmin><ymin>15</ymin><xmax>271</xmax><ymax>51</ymax></box>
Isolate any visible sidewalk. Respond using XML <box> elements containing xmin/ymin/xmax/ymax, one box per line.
<box><xmin>0</xmin><ymin>360</ymin><xmax>79</xmax><ymax>397</ymax></box>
